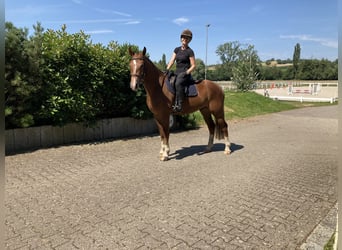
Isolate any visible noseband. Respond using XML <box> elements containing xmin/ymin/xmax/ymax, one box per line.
<box><xmin>130</xmin><ymin>57</ymin><xmax>145</xmax><ymax>84</ymax></box>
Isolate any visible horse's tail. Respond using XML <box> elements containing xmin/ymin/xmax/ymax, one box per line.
<box><xmin>214</xmin><ymin>84</ymin><xmax>227</xmax><ymax>140</ymax></box>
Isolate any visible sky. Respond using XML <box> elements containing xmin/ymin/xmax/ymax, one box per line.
<box><xmin>5</xmin><ymin>0</ymin><xmax>338</xmax><ymax>65</ymax></box>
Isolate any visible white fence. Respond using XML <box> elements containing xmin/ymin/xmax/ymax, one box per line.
<box><xmin>257</xmin><ymin>81</ymin><xmax>338</xmax><ymax>88</ymax></box>
<box><xmin>269</xmin><ymin>96</ymin><xmax>338</xmax><ymax>103</ymax></box>
<box><xmin>255</xmin><ymin>81</ymin><xmax>338</xmax><ymax>103</ymax></box>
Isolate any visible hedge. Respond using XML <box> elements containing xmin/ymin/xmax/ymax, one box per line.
<box><xmin>5</xmin><ymin>22</ymin><xmax>152</xmax><ymax>129</ymax></box>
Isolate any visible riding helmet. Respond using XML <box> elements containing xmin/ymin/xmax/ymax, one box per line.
<box><xmin>180</xmin><ymin>29</ymin><xmax>193</xmax><ymax>42</ymax></box>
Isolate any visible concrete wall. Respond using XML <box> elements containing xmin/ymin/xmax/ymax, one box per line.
<box><xmin>5</xmin><ymin>117</ymin><xmax>157</xmax><ymax>154</ymax></box>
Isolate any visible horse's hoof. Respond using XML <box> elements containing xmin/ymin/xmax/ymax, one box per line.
<box><xmin>224</xmin><ymin>150</ymin><xmax>231</xmax><ymax>155</ymax></box>
<box><xmin>160</xmin><ymin>156</ymin><xmax>169</xmax><ymax>161</ymax></box>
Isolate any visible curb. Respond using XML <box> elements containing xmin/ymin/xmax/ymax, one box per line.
<box><xmin>300</xmin><ymin>203</ymin><xmax>338</xmax><ymax>249</ymax></box>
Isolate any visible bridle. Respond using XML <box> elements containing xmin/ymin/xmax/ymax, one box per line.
<box><xmin>130</xmin><ymin>57</ymin><xmax>145</xmax><ymax>84</ymax></box>
<box><xmin>129</xmin><ymin>53</ymin><xmax>167</xmax><ymax>91</ymax></box>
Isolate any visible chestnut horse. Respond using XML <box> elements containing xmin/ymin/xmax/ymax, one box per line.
<box><xmin>129</xmin><ymin>47</ymin><xmax>230</xmax><ymax>161</ymax></box>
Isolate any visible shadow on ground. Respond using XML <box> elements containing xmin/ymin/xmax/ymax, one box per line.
<box><xmin>169</xmin><ymin>142</ymin><xmax>244</xmax><ymax>160</ymax></box>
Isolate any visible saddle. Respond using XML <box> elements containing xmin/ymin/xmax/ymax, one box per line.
<box><xmin>165</xmin><ymin>72</ymin><xmax>200</xmax><ymax>97</ymax></box>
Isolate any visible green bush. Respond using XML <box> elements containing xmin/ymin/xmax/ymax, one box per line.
<box><xmin>5</xmin><ymin>22</ymin><xmax>151</xmax><ymax>129</ymax></box>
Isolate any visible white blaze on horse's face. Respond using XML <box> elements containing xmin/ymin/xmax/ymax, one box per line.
<box><xmin>130</xmin><ymin>59</ymin><xmax>138</xmax><ymax>91</ymax></box>
<box><xmin>129</xmin><ymin>58</ymin><xmax>144</xmax><ymax>91</ymax></box>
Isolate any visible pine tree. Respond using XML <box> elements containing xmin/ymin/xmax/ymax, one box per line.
<box><xmin>293</xmin><ymin>43</ymin><xmax>301</xmax><ymax>79</ymax></box>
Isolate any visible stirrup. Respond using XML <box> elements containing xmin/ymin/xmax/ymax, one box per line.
<box><xmin>172</xmin><ymin>104</ymin><xmax>182</xmax><ymax>112</ymax></box>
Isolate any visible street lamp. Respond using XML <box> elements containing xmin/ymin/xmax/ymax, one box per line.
<box><xmin>205</xmin><ymin>24</ymin><xmax>210</xmax><ymax>80</ymax></box>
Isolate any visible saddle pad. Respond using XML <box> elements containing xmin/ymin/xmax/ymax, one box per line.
<box><xmin>166</xmin><ymin>78</ymin><xmax>198</xmax><ymax>97</ymax></box>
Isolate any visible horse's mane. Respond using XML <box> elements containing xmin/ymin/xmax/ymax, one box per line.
<box><xmin>140</xmin><ymin>53</ymin><xmax>167</xmax><ymax>92</ymax></box>
<box><xmin>143</xmin><ymin>55</ymin><xmax>163</xmax><ymax>75</ymax></box>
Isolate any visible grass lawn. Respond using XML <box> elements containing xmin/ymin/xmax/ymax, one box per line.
<box><xmin>189</xmin><ymin>90</ymin><xmax>337</xmax><ymax>126</ymax></box>
<box><xmin>324</xmin><ymin>233</ymin><xmax>336</xmax><ymax>249</ymax></box>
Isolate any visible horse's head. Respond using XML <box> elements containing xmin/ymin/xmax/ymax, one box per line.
<box><xmin>128</xmin><ymin>47</ymin><xmax>147</xmax><ymax>91</ymax></box>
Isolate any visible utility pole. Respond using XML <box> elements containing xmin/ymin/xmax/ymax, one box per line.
<box><xmin>205</xmin><ymin>24</ymin><xmax>210</xmax><ymax>80</ymax></box>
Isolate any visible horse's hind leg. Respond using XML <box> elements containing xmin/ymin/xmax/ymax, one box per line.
<box><xmin>200</xmin><ymin>108</ymin><xmax>215</xmax><ymax>153</ymax></box>
<box><xmin>215</xmin><ymin>116</ymin><xmax>231</xmax><ymax>155</ymax></box>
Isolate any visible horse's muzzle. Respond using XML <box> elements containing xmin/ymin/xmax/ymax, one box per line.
<box><xmin>130</xmin><ymin>76</ymin><xmax>142</xmax><ymax>91</ymax></box>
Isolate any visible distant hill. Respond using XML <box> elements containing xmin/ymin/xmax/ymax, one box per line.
<box><xmin>262</xmin><ymin>60</ymin><xmax>293</xmax><ymax>67</ymax></box>
<box><xmin>208</xmin><ymin>61</ymin><xmax>293</xmax><ymax>70</ymax></box>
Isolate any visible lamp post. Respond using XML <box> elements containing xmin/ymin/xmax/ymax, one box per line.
<box><xmin>205</xmin><ymin>24</ymin><xmax>210</xmax><ymax>80</ymax></box>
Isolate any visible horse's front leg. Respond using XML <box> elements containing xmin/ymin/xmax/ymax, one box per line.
<box><xmin>155</xmin><ymin>117</ymin><xmax>170</xmax><ymax>161</ymax></box>
<box><xmin>160</xmin><ymin>140</ymin><xmax>170</xmax><ymax>161</ymax></box>
<box><xmin>205</xmin><ymin>134</ymin><xmax>214</xmax><ymax>153</ymax></box>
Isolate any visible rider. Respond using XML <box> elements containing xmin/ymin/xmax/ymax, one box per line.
<box><xmin>166</xmin><ymin>29</ymin><xmax>196</xmax><ymax>112</ymax></box>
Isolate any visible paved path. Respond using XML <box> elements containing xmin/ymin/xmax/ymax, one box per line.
<box><xmin>5</xmin><ymin>106</ymin><xmax>338</xmax><ymax>249</ymax></box>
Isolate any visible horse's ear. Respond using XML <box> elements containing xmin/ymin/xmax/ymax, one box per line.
<box><xmin>128</xmin><ymin>47</ymin><xmax>134</xmax><ymax>56</ymax></box>
<box><xmin>142</xmin><ymin>47</ymin><xmax>146</xmax><ymax>56</ymax></box>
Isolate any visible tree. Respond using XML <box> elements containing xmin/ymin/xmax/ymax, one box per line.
<box><xmin>155</xmin><ymin>54</ymin><xmax>167</xmax><ymax>70</ymax></box>
<box><xmin>192</xmin><ymin>59</ymin><xmax>205</xmax><ymax>80</ymax></box>
<box><xmin>293</xmin><ymin>43</ymin><xmax>301</xmax><ymax>79</ymax></box>
<box><xmin>232</xmin><ymin>44</ymin><xmax>260</xmax><ymax>91</ymax></box>
<box><xmin>215</xmin><ymin>41</ymin><xmax>241</xmax><ymax>79</ymax></box>
<box><xmin>298</xmin><ymin>59</ymin><xmax>337</xmax><ymax>80</ymax></box>
<box><xmin>5</xmin><ymin>22</ymin><xmax>36</xmax><ymax>128</ymax></box>
<box><xmin>216</xmin><ymin>41</ymin><xmax>260</xmax><ymax>90</ymax></box>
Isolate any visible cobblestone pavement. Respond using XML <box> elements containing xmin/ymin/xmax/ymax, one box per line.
<box><xmin>5</xmin><ymin>106</ymin><xmax>337</xmax><ymax>249</ymax></box>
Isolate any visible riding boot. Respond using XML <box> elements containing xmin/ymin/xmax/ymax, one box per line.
<box><xmin>172</xmin><ymin>72</ymin><xmax>187</xmax><ymax>112</ymax></box>
<box><xmin>173</xmin><ymin>85</ymin><xmax>184</xmax><ymax>112</ymax></box>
